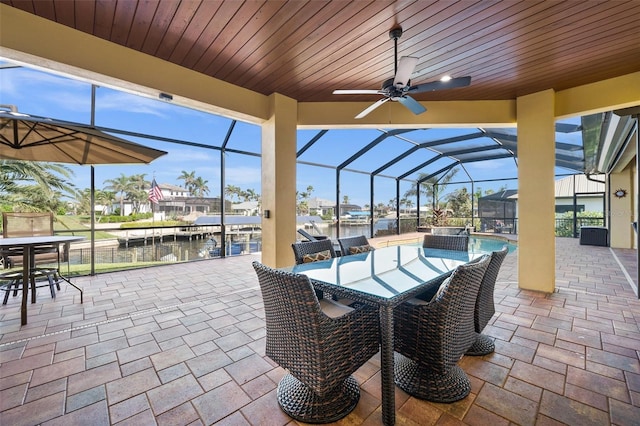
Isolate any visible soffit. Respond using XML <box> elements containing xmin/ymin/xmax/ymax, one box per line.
<box><xmin>3</xmin><ymin>0</ymin><xmax>639</xmax><ymax>105</ymax></box>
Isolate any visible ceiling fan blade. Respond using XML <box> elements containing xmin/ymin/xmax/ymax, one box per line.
<box><xmin>333</xmin><ymin>89</ymin><xmax>382</xmax><ymax>95</ymax></box>
<box><xmin>355</xmin><ymin>98</ymin><xmax>389</xmax><ymax>119</ymax></box>
<box><xmin>397</xmin><ymin>95</ymin><xmax>427</xmax><ymax>115</ymax></box>
<box><xmin>393</xmin><ymin>56</ymin><xmax>418</xmax><ymax>88</ymax></box>
<box><xmin>408</xmin><ymin>76</ymin><xmax>472</xmax><ymax>94</ymax></box>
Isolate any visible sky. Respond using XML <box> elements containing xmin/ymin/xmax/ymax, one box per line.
<box><xmin>0</xmin><ymin>60</ymin><xmax>583</xmax><ymax>207</ymax></box>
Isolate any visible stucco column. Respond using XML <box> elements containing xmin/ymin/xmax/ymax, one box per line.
<box><xmin>609</xmin><ymin>163</ymin><xmax>636</xmax><ymax>249</ymax></box>
<box><xmin>261</xmin><ymin>93</ymin><xmax>298</xmax><ymax>267</ymax></box>
<box><xmin>517</xmin><ymin>90</ymin><xmax>556</xmax><ymax>293</ymax></box>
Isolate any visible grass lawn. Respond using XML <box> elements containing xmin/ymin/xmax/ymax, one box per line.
<box><xmin>54</xmin><ymin>215</ymin><xmax>118</xmax><ymax>239</ymax></box>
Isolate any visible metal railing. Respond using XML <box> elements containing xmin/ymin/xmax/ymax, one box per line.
<box><xmin>16</xmin><ymin>215</ymin><xmax>604</xmax><ymax>276</ymax></box>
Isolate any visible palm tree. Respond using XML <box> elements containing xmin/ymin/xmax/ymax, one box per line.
<box><xmin>404</xmin><ymin>169</ymin><xmax>459</xmax><ymax>226</ymax></box>
<box><xmin>244</xmin><ymin>188</ymin><xmax>261</xmax><ymax>214</ymax></box>
<box><xmin>127</xmin><ymin>174</ymin><xmax>147</xmax><ymax>214</ymax></box>
<box><xmin>177</xmin><ymin>170</ymin><xmax>197</xmax><ymax>195</ymax></box>
<box><xmin>8</xmin><ymin>185</ymin><xmax>67</xmax><ymax>213</ymax></box>
<box><xmin>297</xmin><ymin>185</ymin><xmax>314</xmax><ymax>214</ymax></box>
<box><xmin>404</xmin><ymin>169</ymin><xmax>459</xmax><ymax>208</ymax></box>
<box><xmin>192</xmin><ymin>176</ymin><xmax>210</xmax><ymax>197</ymax></box>
<box><xmin>103</xmin><ymin>173</ymin><xmax>132</xmax><ymax>215</ymax></box>
<box><xmin>0</xmin><ymin>160</ymin><xmax>75</xmax><ymax>212</ymax></box>
<box><xmin>95</xmin><ymin>190</ymin><xmax>116</xmax><ymax>216</ymax></box>
<box><xmin>405</xmin><ymin>198</ymin><xmax>414</xmax><ymax>213</ymax></box>
<box><xmin>74</xmin><ymin>188</ymin><xmax>91</xmax><ymax>215</ymax></box>
<box><xmin>225</xmin><ymin>185</ymin><xmax>242</xmax><ymax>202</ymax></box>
<box><xmin>245</xmin><ymin>188</ymin><xmax>259</xmax><ymax>202</ymax></box>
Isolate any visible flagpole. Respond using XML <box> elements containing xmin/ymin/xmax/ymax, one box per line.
<box><xmin>151</xmin><ymin>173</ymin><xmax>155</xmax><ymax>260</ymax></box>
<box><xmin>149</xmin><ymin>174</ymin><xmax>164</xmax><ymax>262</ymax></box>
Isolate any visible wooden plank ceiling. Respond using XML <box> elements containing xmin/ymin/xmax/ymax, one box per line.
<box><xmin>4</xmin><ymin>0</ymin><xmax>640</xmax><ymax>104</ymax></box>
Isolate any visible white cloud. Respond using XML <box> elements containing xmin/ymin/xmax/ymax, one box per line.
<box><xmin>0</xmin><ymin>67</ymin><xmax>91</xmax><ymax>115</ymax></box>
<box><xmin>95</xmin><ymin>91</ymin><xmax>172</xmax><ymax>117</ymax></box>
<box><xmin>225</xmin><ymin>166</ymin><xmax>262</xmax><ymax>185</ymax></box>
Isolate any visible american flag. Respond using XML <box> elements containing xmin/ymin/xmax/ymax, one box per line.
<box><xmin>148</xmin><ymin>178</ymin><xmax>164</xmax><ymax>204</ymax></box>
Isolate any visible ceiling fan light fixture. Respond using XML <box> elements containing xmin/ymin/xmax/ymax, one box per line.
<box><xmin>332</xmin><ymin>27</ymin><xmax>472</xmax><ymax>119</ymax></box>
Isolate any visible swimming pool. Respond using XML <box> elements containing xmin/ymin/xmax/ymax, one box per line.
<box><xmin>409</xmin><ymin>235</ymin><xmax>517</xmax><ymax>253</ymax></box>
<box><xmin>468</xmin><ymin>235</ymin><xmax>517</xmax><ymax>253</ymax></box>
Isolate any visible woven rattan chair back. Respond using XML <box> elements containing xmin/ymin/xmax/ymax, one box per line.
<box><xmin>291</xmin><ymin>239</ymin><xmax>336</xmax><ymax>264</ymax></box>
<box><xmin>422</xmin><ymin>234</ymin><xmax>469</xmax><ymax>251</ymax></box>
<box><xmin>252</xmin><ymin>261</ymin><xmax>379</xmax><ymax>422</ymax></box>
<box><xmin>393</xmin><ymin>255</ymin><xmax>490</xmax><ymax>402</ymax></box>
<box><xmin>337</xmin><ymin>235</ymin><xmax>370</xmax><ymax>256</ymax></box>
<box><xmin>466</xmin><ymin>246</ymin><xmax>509</xmax><ymax>356</ymax></box>
<box><xmin>475</xmin><ymin>246</ymin><xmax>508</xmax><ymax>331</ymax></box>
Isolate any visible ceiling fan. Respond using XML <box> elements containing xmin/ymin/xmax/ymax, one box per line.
<box><xmin>333</xmin><ymin>26</ymin><xmax>471</xmax><ymax>119</ymax></box>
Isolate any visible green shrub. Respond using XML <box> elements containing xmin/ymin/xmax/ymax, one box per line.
<box><xmin>555</xmin><ymin>211</ymin><xmax>604</xmax><ymax>237</ymax></box>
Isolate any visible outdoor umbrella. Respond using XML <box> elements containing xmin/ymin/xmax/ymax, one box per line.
<box><xmin>0</xmin><ymin>107</ymin><xmax>167</xmax><ymax>164</ymax></box>
<box><xmin>0</xmin><ymin>106</ymin><xmax>168</xmax><ymax>276</ymax></box>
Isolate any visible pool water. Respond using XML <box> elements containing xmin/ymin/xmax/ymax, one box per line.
<box><xmin>468</xmin><ymin>236</ymin><xmax>516</xmax><ymax>253</ymax></box>
<box><xmin>411</xmin><ymin>235</ymin><xmax>516</xmax><ymax>253</ymax></box>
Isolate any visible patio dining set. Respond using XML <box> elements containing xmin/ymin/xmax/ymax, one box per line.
<box><xmin>0</xmin><ymin>217</ymin><xmax>508</xmax><ymax>425</ymax></box>
<box><xmin>253</xmin><ymin>233</ymin><xmax>508</xmax><ymax>425</ymax></box>
<box><xmin>0</xmin><ymin>212</ymin><xmax>86</xmax><ymax>326</ymax></box>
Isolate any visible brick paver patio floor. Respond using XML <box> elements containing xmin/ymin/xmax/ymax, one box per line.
<box><xmin>1</xmin><ymin>237</ymin><xmax>638</xmax><ymax>425</ymax></box>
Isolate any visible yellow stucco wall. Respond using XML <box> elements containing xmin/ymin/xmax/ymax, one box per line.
<box><xmin>260</xmin><ymin>94</ymin><xmax>298</xmax><ymax>267</ymax></box>
<box><xmin>609</xmin><ymin>162</ymin><xmax>637</xmax><ymax>249</ymax></box>
<box><xmin>517</xmin><ymin>90</ymin><xmax>557</xmax><ymax>293</ymax></box>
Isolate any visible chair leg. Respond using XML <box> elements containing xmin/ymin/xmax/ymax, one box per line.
<box><xmin>2</xmin><ymin>279</ymin><xmax>19</xmax><ymax>305</ymax></box>
<box><xmin>55</xmin><ymin>271</ymin><xmax>62</xmax><ymax>291</ymax></box>
<box><xmin>466</xmin><ymin>332</ymin><xmax>495</xmax><ymax>356</ymax></box>
<box><xmin>276</xmin><ymin>373</ymin><xmax>360</xmax><ymax>423</ymax></box>
<box><xmin>46</xmin><ymin>272</ymin><xmax>56</xmax><ymax>299</ymax></box>
<box><xmin>30</xmin><ymin>274</ymin><xmax>37</xmax><ymax>304</ymax></box>
<box><xmin>394</xmin><ymin>353</ymin><xmax>471</xmax><ymax>403</ymax></box>
<box><xmin>11</xmin><ymin>278</ymin><xmax>19</xmax><ymax>297</ymax></box>
<box><xmin>2</xmin><ymin>283</ymin><xmax>9</xmax><ymax>305</ymax></box>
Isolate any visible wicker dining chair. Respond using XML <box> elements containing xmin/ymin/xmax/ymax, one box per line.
<box><xmin>422</xmin><ymin>234</ymin><xmax>469</xmax><ymax>251</ymax></box>
<box><xmin>291</xmin><ymin>239</ymin><xmax>337</xmax><ymax>300</ymax></box>
<box><xmin>466</xmin><ymin>246</ymin><xmax>509</xmax><ymax>356</ymax></box>
<box><xmin>393</xmin><ymin>255</ymin><xmax>490</xmax><ymax>402</ymax></box>
<box><xmin>337</xmin><ymin>235</ymin><xmax>373</xmax><ymax>256</ymax></box>
<box><xmin>291</xmin><ymin>239</ymin><xmax>337</xmax><ymax>264</ymax></box>
<box><xmin>252</xmin><ymin>261</ymin><xmax>380</xmax><ymax>423</ymax></box>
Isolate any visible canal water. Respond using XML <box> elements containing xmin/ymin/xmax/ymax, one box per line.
<box><xmin>67</xmin><ymin>220</ymin><xmax>400</xmax><ymax>266</ymax></box>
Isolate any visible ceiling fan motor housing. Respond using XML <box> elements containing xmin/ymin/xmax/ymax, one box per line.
<box><xmin>389</xmin><ymin>27</ymin><xmax>403</xmax><ymax>39</ymax></box>
<box><xmin>382</xmin><ymin>77</ymin><xmax>408</xmax><ymax>100</ymax></box>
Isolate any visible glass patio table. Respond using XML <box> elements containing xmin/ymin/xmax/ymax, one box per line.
<box><xmin>289</xmin><ymin>244</ymin><xmax>486</xmax><ymax>426</ymax></box>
